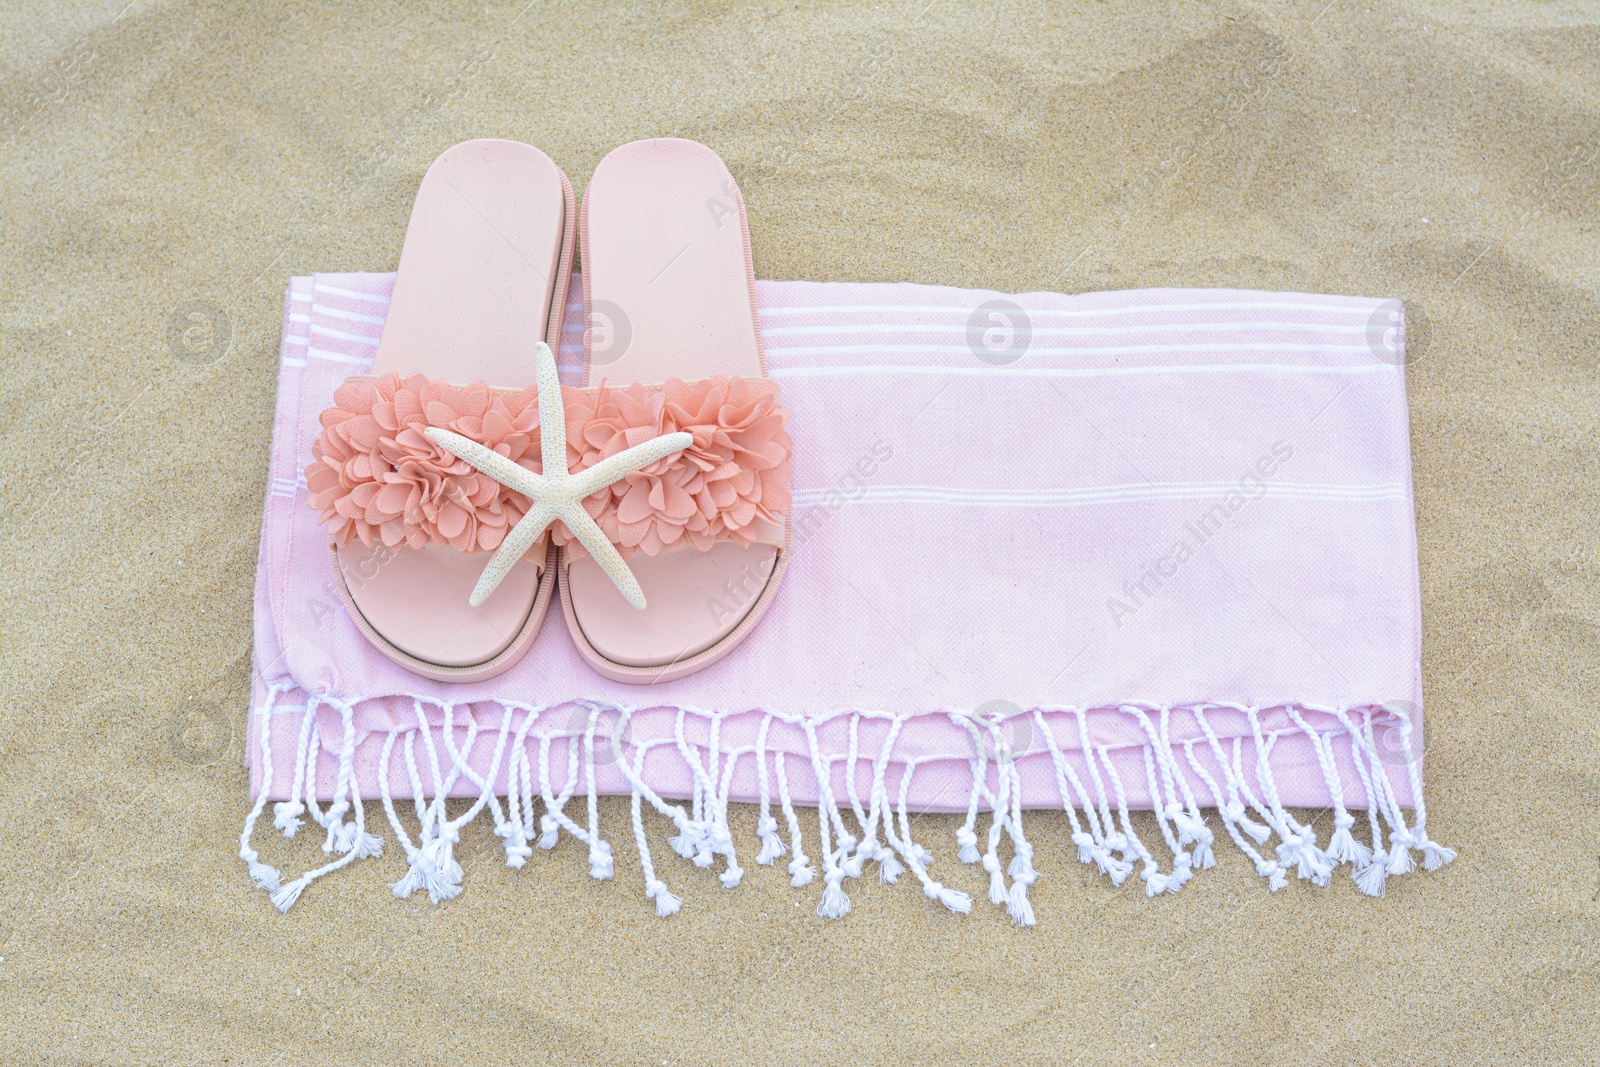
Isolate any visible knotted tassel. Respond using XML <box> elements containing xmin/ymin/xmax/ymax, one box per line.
<box><xmin>351</xmin><ymin>829</ymin><xmax>384</xmax><ymax>859</ymax></box>
<box><xmin>538</xmin><ymin>814</ymin><xmax>561</xmax><ymax>850</ymax></box>
<box><xmin>1254</xmin><ymin>856</ymin><xmax>1288</xmax><ymax>892</ymax></box>
<box><xmin>273</xmin><ymin>800</ymin><xmax>305</xmax><ymax>838</ymax></box>
<box><xmin>1169</xmin><ymin>806</ymin><xmax>1210</xmax><ymax>849</ymax></box>
<box><xmin>588</xmin><ymin>840</ymin><xmax>614</xmax><ymax>881</ymax></box>
<box><xmin>788</xmin><ymin>850</ymin><xmax>815</xmax><ymax>887</ymax></box>
<box><xmin>1006</xmin><ymin>848</ymin><xmax>1039</xmax><ymax>926</ymax></box>
<box><xmin>1098</xmin><ymin>830</ymin><xmax>1136</xmax><ymax>885</ymax></box>
<box><xmin>666</xmin><ymin>819</ymin><xmax>698</xmax><ymax>859</ymax></box>
<box><xmin>397</xmin><ymin>826</ymin><xmax>463</xmax><ymax>904</ymax></box>
<box><xmin>331</xmin><ymin>821</ymin><xmax>383</xmax><ymax>859</ymax></box>
<box><xmin>1299</xmin><ymin>830</ymin><xmax>1334</xmax><ymax>887</ymax></box>
<box><xmin>923</xmin><ymin>879</ymin><xmax>973</xmax><ymax>915</ymax></box>
<box><xmin>1104</xmin><ymin>830</ymin><xmax>1133</xmax><ymax>861</ymax></box>
<box><xmin>390</xmin><ymin>857</ymin><xmax>424</xmax><ymax>900</ymax></box>
<box><xmin>816</xmin><ymin>870</ymin><xmax>852</xmax><ymax>919</ymax></box>
<box><xmin>495</xmin><ymin>819</ymin><xmax>533</xmax><ymax>869</ymax></box>
<box><xmin>755</xmin><ymin>815</ymin><xmax>786</xmax><ymax>865</ymax></box>
<box><xmin>269</xmin><ymin>877</ymin><xmax>308</xmax><ymax>913</ymax></box>
<box><xmin>1354</xmin><ymin>853</ymin><xmax>1389</xmax><ymax>897</ymax></box>
<box><xmin>1166</xmin><ymin>851</ymin><xmax>1195</xmax><ymax>892</ymax></box>
<box><xmin>872</xmin><ymin>842</ymin><xmax>904</xmax><ymax>884</ymax></box>
<box><xmin>1139</xmin><ymin>852</ymin><xmax>1191</xmax><ymax>896</ymax></box>
<box><xmin>1140</xmin><ymin>860</ymin><xmax>1170</xmax><ymax>897</ymax></box>
<box><xmin>1277</xmin><ymin>831</ymin><xmax>1332</xmax><ymax>885</ymax></box>
<box><xmin>984</xmin><ymin>854</ymin><xmax>1008</xmax><ymax>906</ymax></box>
<box><xmin>691</xmin><ymin>815</ymin><xmax>729</xmax><ymax>870</ymax></box>
<box><xmin>1006</xmin><ymin>878</ymin><xmax>1037</xmax><ymax>927</ymax></box>
<box><xmin>1073</xmin><ymin>830</ymin><xmax>1098</xmax><ymax>866</ymax></box>
<box><xmin>1325</xmin><ymin>812</ymin><xmax>1371</xmax><ymax>867</ymax></box>
<box><xmin>1007</xmin><ymin>841</ymin><xmax>1036</xmax><ymax>883</ymax></box>
<box><xmin>956</xmin><ymin>826</ymin><xmax>981</xmax><ymax>865</ymax></box>
<box><xmin>1386</xmin><ymin>829</ymin><xmax>1416</xmax><ymax>876</ymax></box>
<box><xmin>1224</xmin><ymin>801</ymin><xmax>1272</xmax><ymax>845</ymax></box>
<box><xmin>1420</xmin><ymin>835</ymin><xmax>1456</xmax><ymax>872</ymax></box>
<box><xmin>1068</xmin><ymin>830</ymin><xmax>1118</xmax><ymax>883</ymax></box>
<box><xmin>719</xmin><ymin>861</ymin><xmax>744</xmax><ymax>889</ymax></box>
<box><xmin>840</xmin><ymin>832</ymin><xmax>866</xmax><ymax>879</ymax></box>
<box><xmin>646</xmin><ymin>878</ymin><xmax>682</xmax><ymax>917</ymax></box>
<box><xmin>244</xmin><ymin>856</ymin><xmax>282</xmax><ymax>892</ymax></box>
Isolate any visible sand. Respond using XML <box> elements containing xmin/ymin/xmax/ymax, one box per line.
<box><xmin>1</xmin><ymin>1</ymin><xmax>1597</xmax><ymax>1064</ymax></box>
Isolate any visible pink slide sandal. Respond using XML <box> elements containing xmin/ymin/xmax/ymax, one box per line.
<box><xmin>561</xmin><ymin>138</ymin><xmax>792</xmax><ymax>682</ymax></box>
<box><xmin>306</xmin><ymin>139</ymin><xmax>575</xmax><ymax>681</ymax></box>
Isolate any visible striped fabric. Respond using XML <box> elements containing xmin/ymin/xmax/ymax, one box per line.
<box><xmin>244</xmin><ymin>274</ymin><xmax>1450</xmax><ymax>916</ymax></box>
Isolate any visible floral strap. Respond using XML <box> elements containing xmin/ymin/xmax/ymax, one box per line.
<box><xmin>306</xmin><ymin>371</ymin><xmax>792</xmax><ymax>561</ymax></box>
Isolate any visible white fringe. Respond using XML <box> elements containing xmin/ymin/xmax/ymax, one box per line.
<box><xmin>802</xmin><ymin>720</ymin><xmax>851</xmax><ymax>919</ymax></box>
<box><xmin>752</xmin><ymin>714</ymin><xmax>786</xmax><ymax>866</ymax></box>
<box><xmin>1286</xmin><ymin>705</ymin><xmax>1371</xmax><ymax>870</ymax></box>
<box><xmin>241</xmin><ymin>697</ymin><xmax>1452</xmax><ymax>918</ymax></box>
<box><xmin>773</xmin><ymin>750</ymin><xmax>814</xmax><ymax>887</ymax></box>
<box><xmin>1158</xmin><ymin>708</ymin><xmax>1216</xmax><ymax>870</ymax></box>
<box><xmin>239</xmin><ymin>682</ymin><xmax>289</xmax><ymax>891</ymax></box>
<box><xmin>887</xmin><ymin>758</ymin><xmax>971</xmax><ymax>914</ymax></box>
<box><xmin>1325</xmin><ymin>706</ymin><xmax>1398</xmax><ymax>894</ymax></box>
<box><xmin>854</xmin><ymin>714</ymin><xmax>906</xmax><ymax>884</ymax></box>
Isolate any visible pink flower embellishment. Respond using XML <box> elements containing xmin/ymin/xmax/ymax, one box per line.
<box><xmin>305</xmin><ymin>373</ymin><xmax>546</xmax><ymax>554</ymax></box>
<box><xmin>306</xmin><ymin>372</ymin><xmax>792</xmax><ymax>564</ymax></box>
<box><xmin>559</xmin><ymin>376</ymin><xmax>793</xmax><ymax>559</ymax></box>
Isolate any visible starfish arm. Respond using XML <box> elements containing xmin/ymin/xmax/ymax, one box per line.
<box><xmin>560</xmin><ymin>503</ymin><xmax>648</xmax><ymax>611</ymax></box>
<box><xmin>424</xmin><ymin>427</ymin><xmax>545</xmax><ymax>497</ymax></box>
<box><xmin>533</xmin><ymin>342</ymin><xmax>570</xmax><ymax>478</ymax></box>
<box><xmin>468</xmin><ymin>502</ymin><xmax>556</xmax><ymax>608</ymax></box>
<box><xmin>571</xmin><ymin>430</ymin><xmax>694</xmax><ymax>497</ymax></box>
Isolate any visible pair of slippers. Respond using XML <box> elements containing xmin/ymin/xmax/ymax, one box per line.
<box><xmin>304</xmin><ymin>139</ymin><xmax>792</xmax><ymax>683</ymax></box>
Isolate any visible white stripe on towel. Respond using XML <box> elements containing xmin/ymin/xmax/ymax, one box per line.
<box><xmin>310</xmin><ymin>323</ymin><xmax>383</xmax><ymax>345</ymax></box>
<box><xmin>765</xmin><ymin>342</ymin><xmax>1380</xmax><ymax>359</ymax></box>
<box><xmin>770</xmin><ymin>362</ymin><xmax>1395</xmax><ymax>380</ymax></box>
<box><xmin>791</xmin><ymin>481</ymin><xmax>1409</xmax><ymax>509</ymax></box>
<box><xmin>307</xmin><ymin>346</ymin><xmax>376</xmax><ymax>366</ymax></box>
<box><xmin>759</xmin><ymin>321</ymin><xmax>1374</xmax><ymax>339</ymax></box>
<box><xmin>758</xmin><ymin>299</ymin><xmax>1381</xmax><ymax>320</ymax></box>
<box><xmin>313</xmin><ymin>284</ymin><xmax>391</xmax><ymax>304</ymax></box>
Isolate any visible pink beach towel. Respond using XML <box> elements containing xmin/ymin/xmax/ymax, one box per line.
<box><xmin>241</xmin><ymin>273</ymin><xmax>1452</xmax><ymax>919</ymax></box>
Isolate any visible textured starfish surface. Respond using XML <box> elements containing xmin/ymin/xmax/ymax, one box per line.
<box><xmin>425</xmin><ymin>342</ymin><xmax>691</xmax><ymax>610</ymax></box>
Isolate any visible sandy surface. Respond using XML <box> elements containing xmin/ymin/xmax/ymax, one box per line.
<box><xmin>1</xmin><ymin>2</ymin><xmax>1597</xmax><ymax>1064</ymax></box>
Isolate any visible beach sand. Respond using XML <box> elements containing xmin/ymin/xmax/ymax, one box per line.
<box><xmin>1</xmin><ymin>2</ymin><xmax>1596</xmax><ymax>1063</ymax></box>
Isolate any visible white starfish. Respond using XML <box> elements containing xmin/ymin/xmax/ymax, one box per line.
<box><xmin>424</xmin><ymin>341</ymin><xmax>690</xmax><ymax>610</ymax></box>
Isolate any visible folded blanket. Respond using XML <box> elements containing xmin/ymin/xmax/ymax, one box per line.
<box><xmin>242</xmin><ymin>273</ymin><xmax>1452</xmax><ymax>919</ymax></box>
